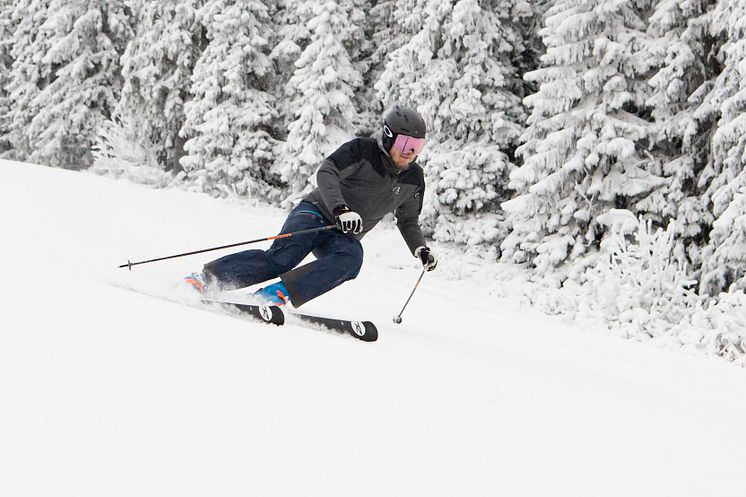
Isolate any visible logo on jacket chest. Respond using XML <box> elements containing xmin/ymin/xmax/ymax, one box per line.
<box><xmin>392</xmin><ymin>185</ymin><xmax>401</xmax><ymax>195</ymax></box>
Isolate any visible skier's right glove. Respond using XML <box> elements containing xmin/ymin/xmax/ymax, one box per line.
<box><xmin>415</xmin><ymin>246</ymin><xmax>438</xmax><ymax>272</ymax></box>
<box><xmin>334</xmin><ymin>205</ymin><xmax>363</xmax><ymax>234</ymax></box>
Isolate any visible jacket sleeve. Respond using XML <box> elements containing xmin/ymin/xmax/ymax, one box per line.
<box><xmin>316</xmin><ymin>139</ymin><xmax>363</xmax><ymax>214</ymax></box>
<box><xmin>395</xmin><ymin>172</ymin><xmax>428</xmax><ymax>254</ymax></box>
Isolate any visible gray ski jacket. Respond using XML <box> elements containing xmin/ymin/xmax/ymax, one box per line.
<box><xmin>303</xmin><ymin>134</ymin><xmax>428</xmax><ymax>254</ymax></box>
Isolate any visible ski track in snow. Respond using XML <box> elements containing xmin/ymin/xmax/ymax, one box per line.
<box><xmin>1</xmin><ymin>161</ymin><xmax>745</xmax><ymax>497</ymax></box>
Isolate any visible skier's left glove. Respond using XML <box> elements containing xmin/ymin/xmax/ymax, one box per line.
<box><xmin>414</xmin><ymin>246</ymin><xmax>438</xmax><ymax>272</ymax></box>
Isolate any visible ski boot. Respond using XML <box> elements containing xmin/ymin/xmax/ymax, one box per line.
<box><xmin>183</xmin><ymin>271</ymin><xmax>210</xmax><ymax>295</ymax></box>
<box><xmin>253</xmin><ymin>281</ymin><xmax>289</xmax><ymax>306</ymax></box>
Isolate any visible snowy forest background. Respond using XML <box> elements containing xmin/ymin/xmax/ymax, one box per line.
<box><xmin>1</xmin><ymin>0</ymin><xmax>745</xmax><ymax>364</ymax></box>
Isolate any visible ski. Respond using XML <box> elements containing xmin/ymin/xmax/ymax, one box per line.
<box><xmin>287</xmin><ymin>311</ymin><xmax>378</xmax><ymax>342</ymax></box>
<box><xmin>204</xmin><ymin>299</ymin><xmax>378</xmax><ymax>342</ymax></box>
<box><xmin>208</xmin><ymin>300</ymin><xmax>286</xmax><ymax>326</ymax></box>
<box><xmin>112</xmin><ymin>284</ymin><xmax>377</xmax><ymax>341</ymax></box>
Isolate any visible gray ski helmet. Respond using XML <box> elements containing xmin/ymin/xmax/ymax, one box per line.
<box><xmin>382</xmin><ymin>106</ymin><xmax>427</xmax><ymax>151</ymax></box>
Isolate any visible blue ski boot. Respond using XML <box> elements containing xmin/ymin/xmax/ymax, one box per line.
<box><xmin>253</xmin><ymin>281</ymin><xmax>290</xmax><ymax>306</ymax></box>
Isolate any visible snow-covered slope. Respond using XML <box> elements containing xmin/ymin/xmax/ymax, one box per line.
<box><xmin>1</xmin><ymin>160</ymin><xmax>745</xmax><ymax>497</ymax></box>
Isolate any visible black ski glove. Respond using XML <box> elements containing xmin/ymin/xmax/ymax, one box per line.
<box><xmin>334</xmin><ymin>205</ymin><xmax>363</xmax><ymax>234</ymax></box>
<box><xmin>414</xmin><ymin>246</ymin><xmax>437</xmax><ymax>271</ymax></box>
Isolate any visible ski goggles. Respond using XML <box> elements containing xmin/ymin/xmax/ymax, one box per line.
<box><xmin>393</xmin><ymin>133</ymin><xmax>427</xmax><ymax>156</ymax></box>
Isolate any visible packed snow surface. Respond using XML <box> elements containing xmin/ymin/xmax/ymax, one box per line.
<box><xmin>1</xmin><ymin>160</ymin><xmax>744</xmax><ymax>497</ymax></box>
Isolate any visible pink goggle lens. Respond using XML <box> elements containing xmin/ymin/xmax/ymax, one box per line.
<box><xmin>393</xmin><ymin>134</ymin><xmax>426</xmax><ymax>156</ymax></box>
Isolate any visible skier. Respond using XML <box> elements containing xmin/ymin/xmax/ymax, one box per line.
<box><xmin>184</xmin><ymin>106</ymin><xmax>438</xmax><ymax>307</ymax></box>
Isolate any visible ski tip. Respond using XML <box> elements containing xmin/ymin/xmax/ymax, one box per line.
<box><xmin>266</xmin><ymin>305</ymin><xmax>285</xmax><ymax>326</ymax></box>
<box><xmin>364</xmin><ymin>324</ymin><xmax>378</xmax><ymax>342</ymax></box>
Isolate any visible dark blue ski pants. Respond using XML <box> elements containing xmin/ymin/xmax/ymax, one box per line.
<box><xmin>203</xmin><ymin>201</ymin><xmax>363</xmax><ymax>307</ymax></box>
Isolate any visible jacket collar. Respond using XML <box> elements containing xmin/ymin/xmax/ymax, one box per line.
<box><xmin>375</xmin><ymin>131</ymin><xmax>408</xmax><ymax>175</ymax></box>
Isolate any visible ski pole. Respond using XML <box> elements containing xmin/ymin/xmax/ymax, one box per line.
<box><xmin>118</xmin><ymin>224</ymin><xmax>338</xmax><ymax>270</ymax></box>
<box><xmin>392</xmin><ymin>269</ymin><xmax>426</xmax><ymax>324</ymax></box>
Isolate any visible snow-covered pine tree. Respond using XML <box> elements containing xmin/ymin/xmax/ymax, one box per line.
<box><xmin>501</xmin><ymin>0</ymin><xmax>664</xmax><ymax>272</ymax></box>
<box><xmin>267</xmin><ymin>0</ymin><xmax>309</xmax><ymax>139</ymax></box>
<box><xmin>0</xmin><ymin>0</ymin><xmax>16</xmax><ymax>153</ymax></box>
<box><xmin>113</xmin><ymin>0</ymin><xmax>205</xmax><ymax>173</ymax></box>
<box><xmin>636</xmin><ymin>0</ymin><xmax>721</xmax><ymax>274</ymax></box>
<box><xmin>368</xmin><ymin>0</ymin><xmax>408</xmax><ymax>69</ymax></box>
<box><xmin>276</xmin><ymin>0</ymin><xmax>364</xmax><ymax>201</ymax></box>
<box><xmin>0</xmin><ymin>0</ymin><xmax>12</xmax><ymax>66</ymax></box>
<box><xmin>3</xmin><ymin>0</ymin><xmax>52</xmax><ymax>161</ymax></box>
<box><xmin>8</xmin><ymin>0</ymin><xmax>133</xmax><ymax>169</ymax></box>
<box><xmin>180</xmin><ymin>0</ymin><xmax>281</xmax><ymax>200</ymax></box>
<box><xmin>376</xmin><ymin>0</ymin><xmax>532</xmax><ymax>252</ymax></box>
<box><xmin>698</xmin><ymin>0</ymin><xmax>746</xmax><ymax>294</ymax></box>
<box><xmin>356</xmin><ymin>0</ymin><xmax>403</xmax><ymax>135</ymax></box>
